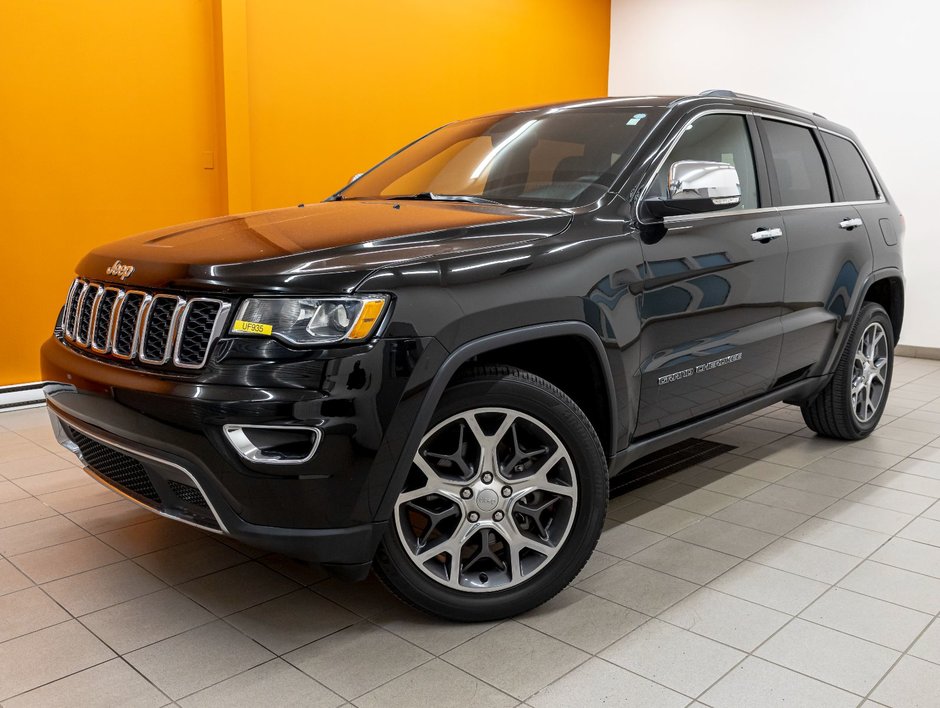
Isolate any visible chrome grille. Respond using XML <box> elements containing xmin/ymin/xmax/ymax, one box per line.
<box><xmin>113</xmin><ymin>291</ymin><xmax>147</xmax><ymax>358</ymax></box>
<box><xmin>62</xmin><ymin>279</ymin><xmax>84</xmax><ymax>338</ymax></box>
<box><xmin>74</xmin><ymin>284</ymin><xmax>101</xmax><ymax>346</ymax></box>
<box><xmin>60</xmin><ymin>278</ymin><xmax>228</xmax><ymax>369</ymax></box>
<box><xmin>175</xmin><ymin>300</ymin><xmax>224</xmax><ymax>367</ymax></box>
<box><xmin>140</xmin><ymin>295</ymin><xmax>183</xmax><ymax>364</ymax></box>
<box><xmin>91</xmin><ymin>288</ymin><xmax>121</xmax><ymax>352</ymax></box>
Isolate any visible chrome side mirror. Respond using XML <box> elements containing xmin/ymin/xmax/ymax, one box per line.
<box><xmin>644</xmin><ymin>160</ymin><xmax>741</xmax><ymax>219</ymax></box>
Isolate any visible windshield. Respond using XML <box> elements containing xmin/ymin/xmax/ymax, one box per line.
<box><xmin>338</xmin><ymin>106</ymin><xmax>663</xmax><ymax>207</ymax></box>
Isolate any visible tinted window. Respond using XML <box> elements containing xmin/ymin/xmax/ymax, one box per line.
<box><xmin>341</xmin><ymin>108</ymin><xmax>662</xmax><ymax>207</ymax></box>
<box><xmin>762</xmin><ymin>120</ymin><xmax>831</xmax><ymax>206</ymax></box>
<box><xmin>648</xmin><ymin>114</ymin><xmax>759</xmax><ymax>209</ymax></box>
<box><xmin>822</xmin><ymin>132</ymin><xmax>878</xmax><ymax>201</ymax></box>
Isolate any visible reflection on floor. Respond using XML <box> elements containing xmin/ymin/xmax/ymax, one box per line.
<box><xmin>1</xmin><ymin>355</ymin><xmax>939</xmax><ymax>706</ymax></box>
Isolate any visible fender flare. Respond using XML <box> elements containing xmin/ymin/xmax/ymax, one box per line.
<box><xmin>374</xmin><ymin>321</ymin><xmax>619</xmax><ymax>520</ymax></box>
<box><xmin>822</xmin><ymin>266</ymin><xmax>904</xmax><ymax>376</ymax></box>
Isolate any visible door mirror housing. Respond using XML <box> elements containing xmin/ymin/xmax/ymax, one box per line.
<box><xmin>347</xmin><ymin>172</ymin><xmax>364</xmax><ymax>185</ymax></box>
<box><xmin>643</xmin><ymin>160</ymin><xmax>741</xmax><ymax>219</ymax></box>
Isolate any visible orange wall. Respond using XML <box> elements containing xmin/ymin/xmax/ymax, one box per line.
<box><xmin>1</xmin><ymin>0</ymin><xmax>225</xmax><ymax>385</ymax></box>
<box><xmin>0</xmin><ymin>0</ymin><xmax>610</xmax><ymax>385</ymax></box>
<box><xmin>242</xmin><ymin>0</ymin><xmax>612</xmax><ymax>209</ymax></box>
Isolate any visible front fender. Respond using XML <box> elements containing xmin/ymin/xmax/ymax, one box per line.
<box><xmin>371</xmin><ymin>321</ymin><xmax>621</xmax><ymax>523</ymax></box>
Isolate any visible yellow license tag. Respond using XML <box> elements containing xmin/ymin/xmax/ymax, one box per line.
<box><xmin>232</xmin><ymin>320</ymin><xmax>273</xmax><ymax>336</ymax></box>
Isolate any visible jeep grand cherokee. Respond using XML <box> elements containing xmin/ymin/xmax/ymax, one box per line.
<box><xmin>41</xmin><ymin>90</ymin><xmax>903</xmax><ymax>620</ymax></box>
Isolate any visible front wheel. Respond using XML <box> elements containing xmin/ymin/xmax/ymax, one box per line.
<box><xmin>801</xmin><ymin>302</ymin><xmax>894</xmax><ymax>439</ymax></box>
<box><xmin>374</xmin><ymin>365</ymin><xmax>607</xmax><ymax>621</ymax></box>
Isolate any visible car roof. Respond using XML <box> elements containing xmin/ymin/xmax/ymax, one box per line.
<box><xmin>500</xmin><ymin>91</ymin><xmax>816</xmax><ymax>119</ymax></box>
<box><xmin>470</xmin><ymin>92</ymin><xmax>856</xmax><ymax>141</ymax></box>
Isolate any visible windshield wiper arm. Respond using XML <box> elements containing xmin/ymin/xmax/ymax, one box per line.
<box><xmin>390</xmin><ymin>192</ymin><xmax>502</xmax><ymax>205</ymax></box>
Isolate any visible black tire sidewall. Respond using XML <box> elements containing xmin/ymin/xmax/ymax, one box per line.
<box><xmin>376</xmin><ymin>370</ymin><xmax>608</xmax><ymax>621</ymax></box>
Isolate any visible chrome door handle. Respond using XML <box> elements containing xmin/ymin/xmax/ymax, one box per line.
<box><xmin>751</xmin><ymin>227</ymin><xmax>783</xmax><ymax>242</ymax></box>
<box><xmin>839</xmin><ymin>217</ymin><xmax>863</xmax><ymax>230</ymax></box>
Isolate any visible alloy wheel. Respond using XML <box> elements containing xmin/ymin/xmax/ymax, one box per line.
<box><xmin>851</xmin><ymin>321</ymin><xmax>889</xmax><ymax>423</ymax></box>
<box><xmin>394</xmin><ymin>407</ymin><xmax>578</xmax><ymax>592</ymax></box>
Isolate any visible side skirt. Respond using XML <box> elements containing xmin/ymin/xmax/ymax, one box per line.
<box><xmin>609</xmin><ymin>376</ymin><xmax>828</xmax><ymax>476</ymax></box>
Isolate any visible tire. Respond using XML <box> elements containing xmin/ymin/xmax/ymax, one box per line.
<box><xmin>374</xmin><ymin>365</ymin><xmax>608</xmax><ymax>621</ymax></box>
<box><xmin>801</xmin><ymin>302</ymin><xmax>894</xmax><ymax>440</ymax></box>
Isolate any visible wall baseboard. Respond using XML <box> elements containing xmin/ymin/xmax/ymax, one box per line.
<box><xmin>896</xmin><ymin>345</ymin><xmax>940</xmax><ymax>361</ymax></box>
<box><xmin>0</xmin><ymin>382</ymin><xmax>47</xmax><ymax>411</ymax></box>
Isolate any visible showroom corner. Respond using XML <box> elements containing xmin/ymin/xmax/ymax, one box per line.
<box><xmin>1</xmin><ymin>0</ymin><xmax>610</xmax><ymax>386</ymax></box>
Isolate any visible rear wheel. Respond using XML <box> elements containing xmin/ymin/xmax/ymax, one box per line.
<box><xmin>374</xmin><ymin>365</ymin><xmax>607</xmax><ymax>621</ymax></box>
<box><xmin>801</xmin><ymin>302</ymin><xmax>894</xmax><ymax>439</ymax></box>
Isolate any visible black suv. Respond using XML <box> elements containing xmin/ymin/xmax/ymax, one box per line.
<box><xmin>42</xmin><ymin>91</ymin><xmax>903</xmax><ymax>620</ymax></box>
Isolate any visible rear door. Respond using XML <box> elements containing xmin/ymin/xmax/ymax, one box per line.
<box><xmin>633</xmin><ymin>111</ymin><xmax>787</xmax><ymax>438</ymax></box>
<box><xmin>757</xmin><ymin>116</ymin><xmax>874</xmax><ymax>381</ymax></box>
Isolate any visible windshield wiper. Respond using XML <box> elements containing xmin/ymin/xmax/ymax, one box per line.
<box><xmin>389</xmin><ymin>192</ymin><xmax>503</xmax><ymax>205</ymax></box>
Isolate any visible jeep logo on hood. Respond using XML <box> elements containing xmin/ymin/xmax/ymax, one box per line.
<box><xmin>105</xmin><ymin>260</ymin><xmax>135</xmax><ymax>281</ymax></box>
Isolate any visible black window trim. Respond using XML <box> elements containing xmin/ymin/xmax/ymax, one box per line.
<box><xmin>817</xmin><ymin>127</ymin><xmax>883</xmax><ymax>203</ymax></box>
<box><xmin>756</xmin><ymin>115</ymin><xmax>836</xmax><ymax>208</ymax></box>
<box><xmin>633</xmin><ymin>108</ymin><xmax>884</xmax><ymax>226</ymax></box>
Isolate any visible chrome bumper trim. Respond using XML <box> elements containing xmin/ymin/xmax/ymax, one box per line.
<box><xmin>46</xmin><ymin>409</ymin><xmax>229</xmax><ymax>534</ymax></box>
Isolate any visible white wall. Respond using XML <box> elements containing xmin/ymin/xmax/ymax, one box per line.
<box><xmin>610</xmin><ymin>0</ymin><xmax>939</xmax><ymax>348</ymax></box>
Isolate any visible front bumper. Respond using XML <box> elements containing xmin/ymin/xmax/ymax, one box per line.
<box><xmin>46</xmin><ymin>404</ymin><xmax>382</xmax><ymax>575</ymax></box>
<box><xmin>41</xmin><ymin>332</ymin><xmax>443</xmax><ymax>577</ymax></box>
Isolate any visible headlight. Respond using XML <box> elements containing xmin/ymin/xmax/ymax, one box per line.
<box><xmin>230</xmin><ymin>296</ymin><xmax>388</xmax><ymax>345</ymax></box>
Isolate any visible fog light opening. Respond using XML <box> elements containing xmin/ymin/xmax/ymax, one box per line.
<box><xmin>223</xmin><ymin>424</ymin><xmax>322</xmax><ymax>465</ymax></box>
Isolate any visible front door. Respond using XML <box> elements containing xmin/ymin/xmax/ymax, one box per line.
<box><xmin>633</xmin><ymin>112</ymin><xmax>787</xmax><ymax>438</ymax></box>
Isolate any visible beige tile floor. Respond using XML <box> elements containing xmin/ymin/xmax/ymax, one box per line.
<box><xmin>1</xmin><ymin>355</ymin><xmax>940</xmax><ymax>707</ymax></box>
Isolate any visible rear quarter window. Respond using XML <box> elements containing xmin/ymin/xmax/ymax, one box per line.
<box><xmin>822</xmin><ymin>132</ymin><xmax>878</xmax><ymax>202</ymax></box>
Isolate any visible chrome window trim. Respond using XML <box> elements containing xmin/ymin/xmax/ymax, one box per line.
<box><xmin>62</xmin><ymin>278</ymin><xmax>85</xmax><ymax>340</ymax></box>
<box><xmin>74</xmin><ymin>284</ymin><xmax>103</xmax><ymax>348</ymax></box>
<box><xmin>111</xmin><ymin>290</ymin><xmax>152</xmax><ymax>360</ymax></box>
<box><xmin>90</xmin><ymin>286</ymin><xmax>124</xmax><ymax>354</ymax></box>
<box><xmin>138</xmin><ymin>295</ymin><xmax>186</xmax><ymax>365</ymax></box>
<box><xmin>50</xmin><ymin>411</ymin><xmax>228</xmax><ymax>534</ymax></box>
<box><xmin>635</xmin><ymin>108</ymin><xmax>886</xmax><ymax>227</ymax></box>
<box><xmin>662</xmin><ymin>199</ymin><xmax>887</xmax><ymax>226</ymax></box>
<box><xmin>172</xmin><ymin>298</ymin><xmax>230</xmax><ymax>369</ymax></box>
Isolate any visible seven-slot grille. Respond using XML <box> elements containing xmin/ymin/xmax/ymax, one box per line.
<box><xmin>62</xmin><ymin>279</ymin><xmax>227</xmax><ymax>369</ymax></box>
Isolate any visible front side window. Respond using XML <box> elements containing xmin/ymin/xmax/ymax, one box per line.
<box><xmin>339</xmin><ymin>108</ymin><xmax>663</xmax><ymax>208</ymax></box>
<box><xmin>762</xmin><ymin>120</ymin><xmax>832</xmax><ymax>206</ymax></box>
<box><xmin>647</xmin><ymin>114</ymin><xmax>760</xmax><ymax>210</ymax></box>
<box><xmin>822</xmin><ymin>132</ymin><xmax>878</xmax><ymax>202</ymax></box>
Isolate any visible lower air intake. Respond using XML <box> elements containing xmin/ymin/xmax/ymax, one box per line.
<box><xmin>68</xmin><ymin>427</ymin><xmax>162</xmax><ymax>504</ymax></box>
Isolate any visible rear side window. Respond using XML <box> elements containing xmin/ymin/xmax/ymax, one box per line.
<box><xmin>822</xmin><ymin>132</ymin><xmax>878</xmax><ymax>202</ymax></box>
<box><xmin>762</xmin><ymin>120</ymin><xmax>832</xmax><ymax>206</ymax></box>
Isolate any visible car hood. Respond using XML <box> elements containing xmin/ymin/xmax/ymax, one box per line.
<box><xmin>77</xmin><ymin>200</ymin><xmax>572</xmax><ymax>293</ymax></box>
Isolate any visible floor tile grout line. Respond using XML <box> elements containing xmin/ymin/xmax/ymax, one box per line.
<box><xmin>435</xmin><ymin>631</ymin><xmax>594</xmax><ymax>705</ymax></box>
<box><xmin>689</xmin><ymin>604</ymin><xmax>871</xmax><ymax>703</ymax></box>
<box><xmin>0</xmin><ymin>653</ymin><xmax>120</xmax><ymax>704</ymax></box>
<box><xmin>860</xmin><ymin>599</ymin><xmax>940</xmax><ymax>704</ymax></box>
<box><xmin>171</xmin><ymin>655</ymin><xmax>342</xmax><ymax>705</ymax></box>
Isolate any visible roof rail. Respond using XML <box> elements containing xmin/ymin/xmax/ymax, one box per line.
<box><xmin>699</xmin><ymin>89</ymin><xmax>736</xmax><ymax>98</ymax></box>
<box><xmin>693</xmin><ymin>89</ymin><xmax>825</xmax><ymax>119</ymax></box>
